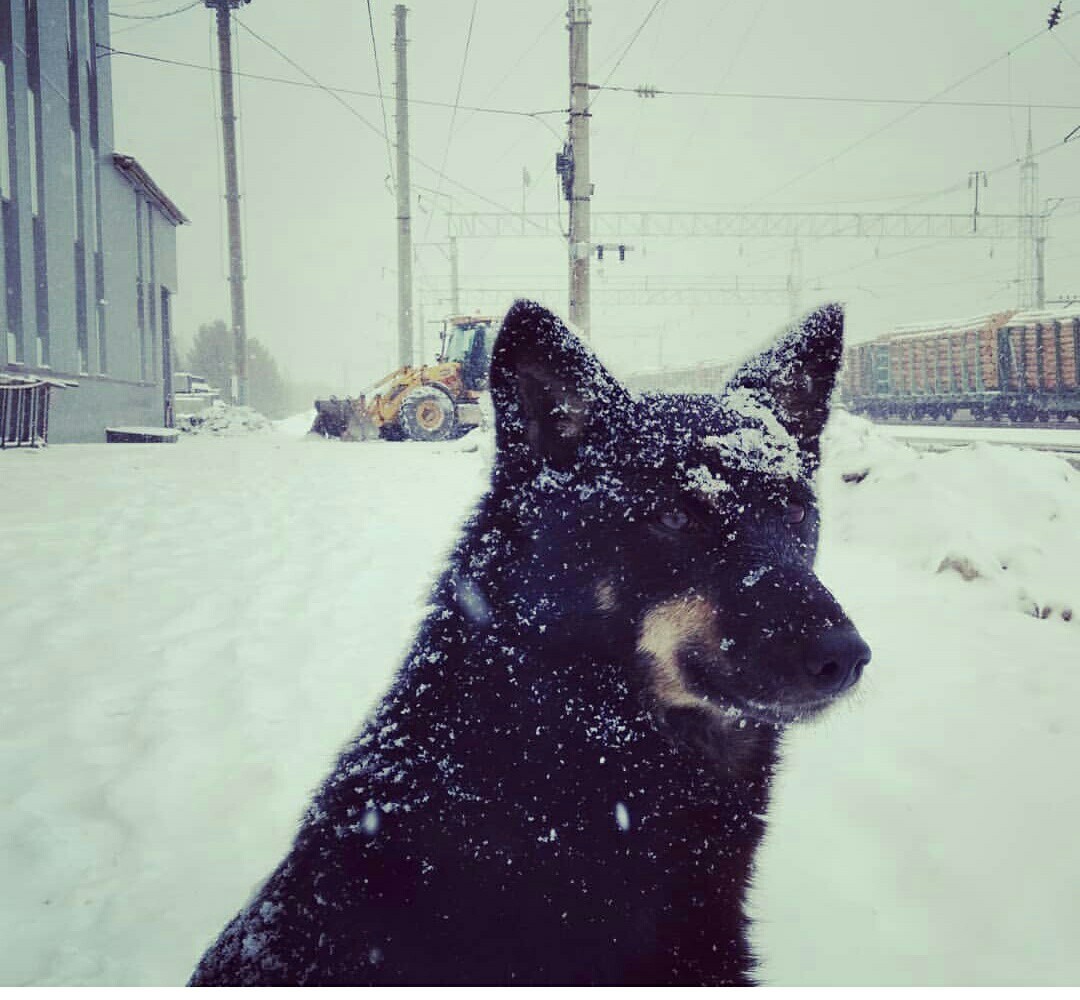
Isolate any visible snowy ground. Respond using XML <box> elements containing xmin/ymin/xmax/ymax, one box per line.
<box><xmin>875</xmin><ymin>420</ymin><xmax>1080</xmax><ymax>454</ymax></box>
<box><xmin>1</xmin><ymin>410</ymin><xmax>1077</xmax><ymax>986</ymax></box>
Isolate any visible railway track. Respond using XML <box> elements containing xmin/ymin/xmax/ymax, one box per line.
<box><xmin>870</xmin><ymin>419</ymin><xmax>1080</xmax><ymax>469</ymax></box>
<box><xmin>869</xmin><ymin>418</ymin><xmax>1080</xmax><ymax>432</ymax></box>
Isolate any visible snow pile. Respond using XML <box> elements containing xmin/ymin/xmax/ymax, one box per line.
<box><xmin>177</xmin><ymin>401</ymin><xmax>273</xmax><ymax>436</ymax></box>
<box><xmin>274</xmin><ymin>410</ymin><xmax>318</xmax><ymax>438</ymax></box>
<box><xmin>821</xmin><ymin>410</ymin><xmax>1079</xmax><ymax>622</ymax></box>
<box><xmin>749</xmin><ymin>410</ymin><xmax>1080</xmax><ymax>985</ymax></box>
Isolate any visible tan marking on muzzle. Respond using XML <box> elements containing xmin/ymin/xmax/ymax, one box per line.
<box><xmin>636</xmin><ymin>595</ymin><xmax>730</xmax><ymax>717</ymax></box>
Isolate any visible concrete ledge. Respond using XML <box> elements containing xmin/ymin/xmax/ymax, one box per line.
<box><xmin>105</xmin><ymin>427</ymin><xmax>180</xmax><ymax>444</ymax></box>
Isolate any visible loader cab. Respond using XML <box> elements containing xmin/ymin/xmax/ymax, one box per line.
<box><xmin>439</xmin><ymin>316</ymin><xmax>495</xmax><ymax>391</ymax></box>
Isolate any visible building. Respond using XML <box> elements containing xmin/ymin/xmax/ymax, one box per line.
<box><xmin>0</xmin><ymin>0</ymin><xmax>187</xmax><ymax>443</ymax></box>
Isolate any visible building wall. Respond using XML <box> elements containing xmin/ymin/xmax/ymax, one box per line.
<box><xmin>0</xmin><ymin>0</ymin><xmax>183</xmax><ymax>443</ymax></box>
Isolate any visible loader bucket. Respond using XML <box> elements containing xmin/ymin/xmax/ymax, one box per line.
<box><xmin>311</xmin><ymin>397</ymin><xmax>380</xmax><ymax>440</ymax></box>
<box><xmin>341</xmin><ymin>397</ymin><xmax>381</xmax><ymax>441</ymax></box>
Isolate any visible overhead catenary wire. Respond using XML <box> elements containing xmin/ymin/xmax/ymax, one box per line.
<box><xmin>587</xmin><ymin>0</ymin><xmax>669</xmax><ymax>113</ymax></box>
<box><xmin>424</xmin><ymin>0</ymin><xmax>480</xmax><ymax>241</ymax></box>
<box><xmin>590</xmin><ymin>83</ymin><xmax>1080</xmax><ymax>115</ymax></box>
<box><xmin>97</xmin><ymin>45</ymin><xmax>563</xmax><ymax>120</ymax></box>
<box><xmin>196</xmin><ymin>25</ymin><xmax>553</xmax><ymax>229</ymax></box>
<box><xmin>464</xmin><ymin>7</ymin><xmax>563</xmax><ymax>120</ymax></box>
<box><xmin>365</xmin><ymin>0</ymin><xmax>397</xmax><ymax>190</ymax></box>
<box><xmin>109</xmin><ymin>1</ymin><xmax>200</xmax><ymax>19</ymax></box>
<box><xmin>743</xmin><ymin>10</ymin><xmax>1080</xmax><ymax>208</ymax></box>
<box><xmin>714</xmin><ymin>12</ymin><xmax>1080</xmax><ymax>285</ymax></box>
<box><xmin>232</xmin><ymin>17</ymin><xmax>400</xmax><ymax>143</ymax></box>
<box><xmin>713</xmin><ymin>0</ymin><xmax>770</xmax><ymax>91</ymax></box>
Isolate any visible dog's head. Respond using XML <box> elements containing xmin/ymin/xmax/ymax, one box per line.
<box><xmin>472</xmin><ymin>299</ymin><xmax>869</xmax><ymax>731</ymax></box>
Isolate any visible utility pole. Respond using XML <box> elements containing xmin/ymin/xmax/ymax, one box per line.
<box><xmin>564</xmin><ymin>0</ymin><xmax>591</xmax><ymax>336</ymax></box>
<box><xmin>205</xmin><ymin>0</ymin><xmax>250</xmax><ymax>405</ymax></box>
<box><xmin>1017</xmin><ymin>120</ymin><xmax>1044</xmax><ymax>309</ymax></box>
<box><xmin>968</xmin><ymin>170</ymin><xmax>987</xmax><ymax>233</ymax></box>
<box><xmin>449</xmin><ymin>234</ymin><xmax>460</xmax><ymax>315</ymax></box>
<box><xmin>787</xmin><ymin>239</ymin><xmax>803</xmax><ymax>319</ymax></box>
<box><xmin>394</xmin><ymin>5</ymin><xmax>414</xmax><ymax>367</ymax></box>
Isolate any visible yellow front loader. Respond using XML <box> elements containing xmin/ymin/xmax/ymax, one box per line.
<box><xmin>311</xmin><ymin>316</ymin><xmax>495</xmax><ymax>442</ymax></box>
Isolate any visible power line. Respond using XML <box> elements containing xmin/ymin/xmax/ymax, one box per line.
<box><xmin>365</xmin><ymin>0</ymin><xmax>397</xmax><ymax>188</ymax></box>
<box><xmin>233</xmin><ymin>16</ymin><xmax>392</xmax><ymax>142</ymax></box>
<box><xmin>746</xmin><ymin>14</ymin><xmax>1079</xmax><ymax>207</ymax></box>
<box><xmin>97</xmin><ymin>44</ymin><xmax>563</xmax><ymax>120</ymax></box>
<box><xmin>714</xmin><ymin>0</ymin><xmax>769</xmax><ymax>91</ymax></box>
<box><xmin>109</xmin><ymin>1</ymin><xmax>200</xmax><ymax>19</ymax></box>
<box><xmin>424</xmin><ymin>0</ymin><xmax>480</xmax><ymax>240</ymax></box>
<box><xmin>465</xmin><ymin>7</ymin><xmax>563</xmax><ymax>119</ymax></box>
<box><xmin>724</xmin><ymin>12</ymin><xmax>1080</xmax><ymax>276</ymax></box>
<box><xmin>159</xmin><ymin>25</ymin><xmax>551</xmax><ymax>226</ymax></box>
<box><xmin>587</xmin><ymin>0</ymin><xmax>668</xmax><ymax>112</ymax></box>
<box><xmin>592</xmin><ymin>83</ymin><xmax>1080</xmax><ymax>114</ymax></box>
<box><xmin>739</xmin><ymin>132</ymin><xmax>1074</xmax><ymax>276</ymax></box>
<box><xmin>113</xmin><ymin>0</ymin><xmax>190</xmax><ymax>7</ymax></box>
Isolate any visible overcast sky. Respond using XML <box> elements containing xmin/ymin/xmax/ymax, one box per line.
<box><xmin>107</xmin><ymin>0</ymin><xmax>1080</xmax><ymax>391</ymax></box>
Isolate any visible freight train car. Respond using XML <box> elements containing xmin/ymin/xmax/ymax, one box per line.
<box><xmin>840</xmin><ymin>309</ymin><xmax>1080</xmax><ymax>421</ymax></box>
<box><xmin>623</xmin><ymin>360</ymin><xmax>729</xmax><ymax>395</ymax></box>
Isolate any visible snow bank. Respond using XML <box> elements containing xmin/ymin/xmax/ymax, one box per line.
<box><xmin>274</xmin><ymin>410</ymin><xmax>318</xmax><ymax>438</ymax></box>
<box><xmin>821</xmin><ymin>411</ymin><xmax>1078</xmax><ymax>622</ymax></box>
<box><xmin>177</xmin><ymin>401</ymin><xmax>273</xmax><ymax>436</ymax></box>
<box><xmin>749</xmin><ymin>411</ymin><xmax>1080</xmax><ymax>985</ymax></box>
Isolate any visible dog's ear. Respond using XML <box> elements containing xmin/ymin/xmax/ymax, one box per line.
<box><xmin>489</xmin><ymin>300</ymin><xmax>629</xmax><ymax>470</ymax></box>
<box><xmin>723</xmin><ymin>303</ymin><xmax>844</xmax><ymax>469</ymax></box>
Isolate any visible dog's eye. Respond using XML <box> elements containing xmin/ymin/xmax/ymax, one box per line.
<box><xmin>658</xmin><ymin>508</ymin><xmax>691</xmax><ymax>531</ymax></box>
<box><xmin>783</xmin><ymin>502</ymin><xmax>806</xmax><ymax>525</ymax></box>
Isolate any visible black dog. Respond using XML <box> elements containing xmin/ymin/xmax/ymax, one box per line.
<box><xmin>189</xmin><ymin>300</ymin><xmax>869</xmax><ymax>986</ymax></box>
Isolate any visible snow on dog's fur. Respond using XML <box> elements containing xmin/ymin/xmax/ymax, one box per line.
<box><xmin>189</xmin><ymin>300</ymin><xmax>870</xmax><ymax>986</ymax></box>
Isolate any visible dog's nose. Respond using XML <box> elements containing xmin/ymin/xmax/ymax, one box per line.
<box><xmin>803</xmin><ymin>627</ymin><xmax>871</xmax><ymax>694</ymax></box>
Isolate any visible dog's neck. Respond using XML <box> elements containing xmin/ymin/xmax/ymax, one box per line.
<box><xmin>384</xmin><ymin>596</ymin><xmax>781</xmax><ymax>801</ymax></box>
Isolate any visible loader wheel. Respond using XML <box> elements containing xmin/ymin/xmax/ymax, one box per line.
<box><xmin>400</xmin><ymin>386</ymin><xmax>457</xmax><ymax>442</ymax></box>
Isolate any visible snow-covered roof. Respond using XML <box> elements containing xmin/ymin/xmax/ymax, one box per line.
<box><xmin>1004</xmin><ymin>309</ymin><xmax>1080</xmax><ymax>327</ymax></box>
<box><xmin>0</xmin><ymin>372</ymin><xmax>78</xmax><ymax>388</ymax></box>
<box><xmin>112</xmin><ymin>154</ymin><xmax>189</xmax><ymax>226</ymax></box>
<box><xmin>885</xmin><ymin>311</ymin><xmax>1016</xmax><ymax>341</ymax></box>
<box><xmin>626</xmin><ymin>357</ymin><xmax>731</xmax><ymax>378</ymax></box>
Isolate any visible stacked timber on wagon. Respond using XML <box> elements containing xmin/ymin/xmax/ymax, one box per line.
<box><xmin>998</xmin><ymin>310</ymin><xmax>1080</xmax><ymax>399</ymax></box>
<box><xmin>841</xmin><ymin>312</ymin><xmax>1013</xmax><ymax>417</ymax></box>
<box><xmin>841</xmin><ymin>308</ymin><xmax>1080</xmax><ymax>421</ymax></box>
<box><xmin>624</xmin><ymin>360</ymin><xmax>730</xmax><ymax>395</ymax></box>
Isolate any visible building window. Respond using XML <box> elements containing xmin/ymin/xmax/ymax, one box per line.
<box><xmin>1</xmin><ymin>7</ymin><xmax>20</xmax><ymax>364</ymax></box>
<box><xmin>93</xmin><ymin>159</ymin><xmax>104</xmax><ymax>372</ymax></box>
<box><xmin>72</xmin><ymin>129</ymin><xmax>87</xmax><ymax>373</ymax></box>
<box><xmin>27</xmin><ymin>91</ymin><xmax>39</xmax><ymax>218</ymax></box>
<box><xmin>34</xmin><ymin>217</ymin><xmax>48</xmax><ymax>368</ymax></box>
<box><xmin>136</xmin><ymin>198</ymin><xmax>146</xmax><ymax>380</ymax></box>
<box><xmin>161</xmin><ymin>288</ymin><xmax>173</xmax><ymax>427</ymax></box>
<box><xmin>0</xmin><ymin>62</ymin><xmax>9</xmax><ymax>201</ymax></box>
<box><xmin>85</xmin><ymin>0</ymin><xmax>98</xmax><ymax>140</ymax></box>
<box><xmin>146</xmin><ymin>204</ymin><xmax>157</xmax><ymax>372</ymax></box>
<box><xmin>24</xmin><ymin>0</ymin><xmax>48</xmax><ymax>367</ymax></box>
<box><xmin>70</xmin><ymin>127</ymin><xmax>79</xmax><ymax>234</ymax></box>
